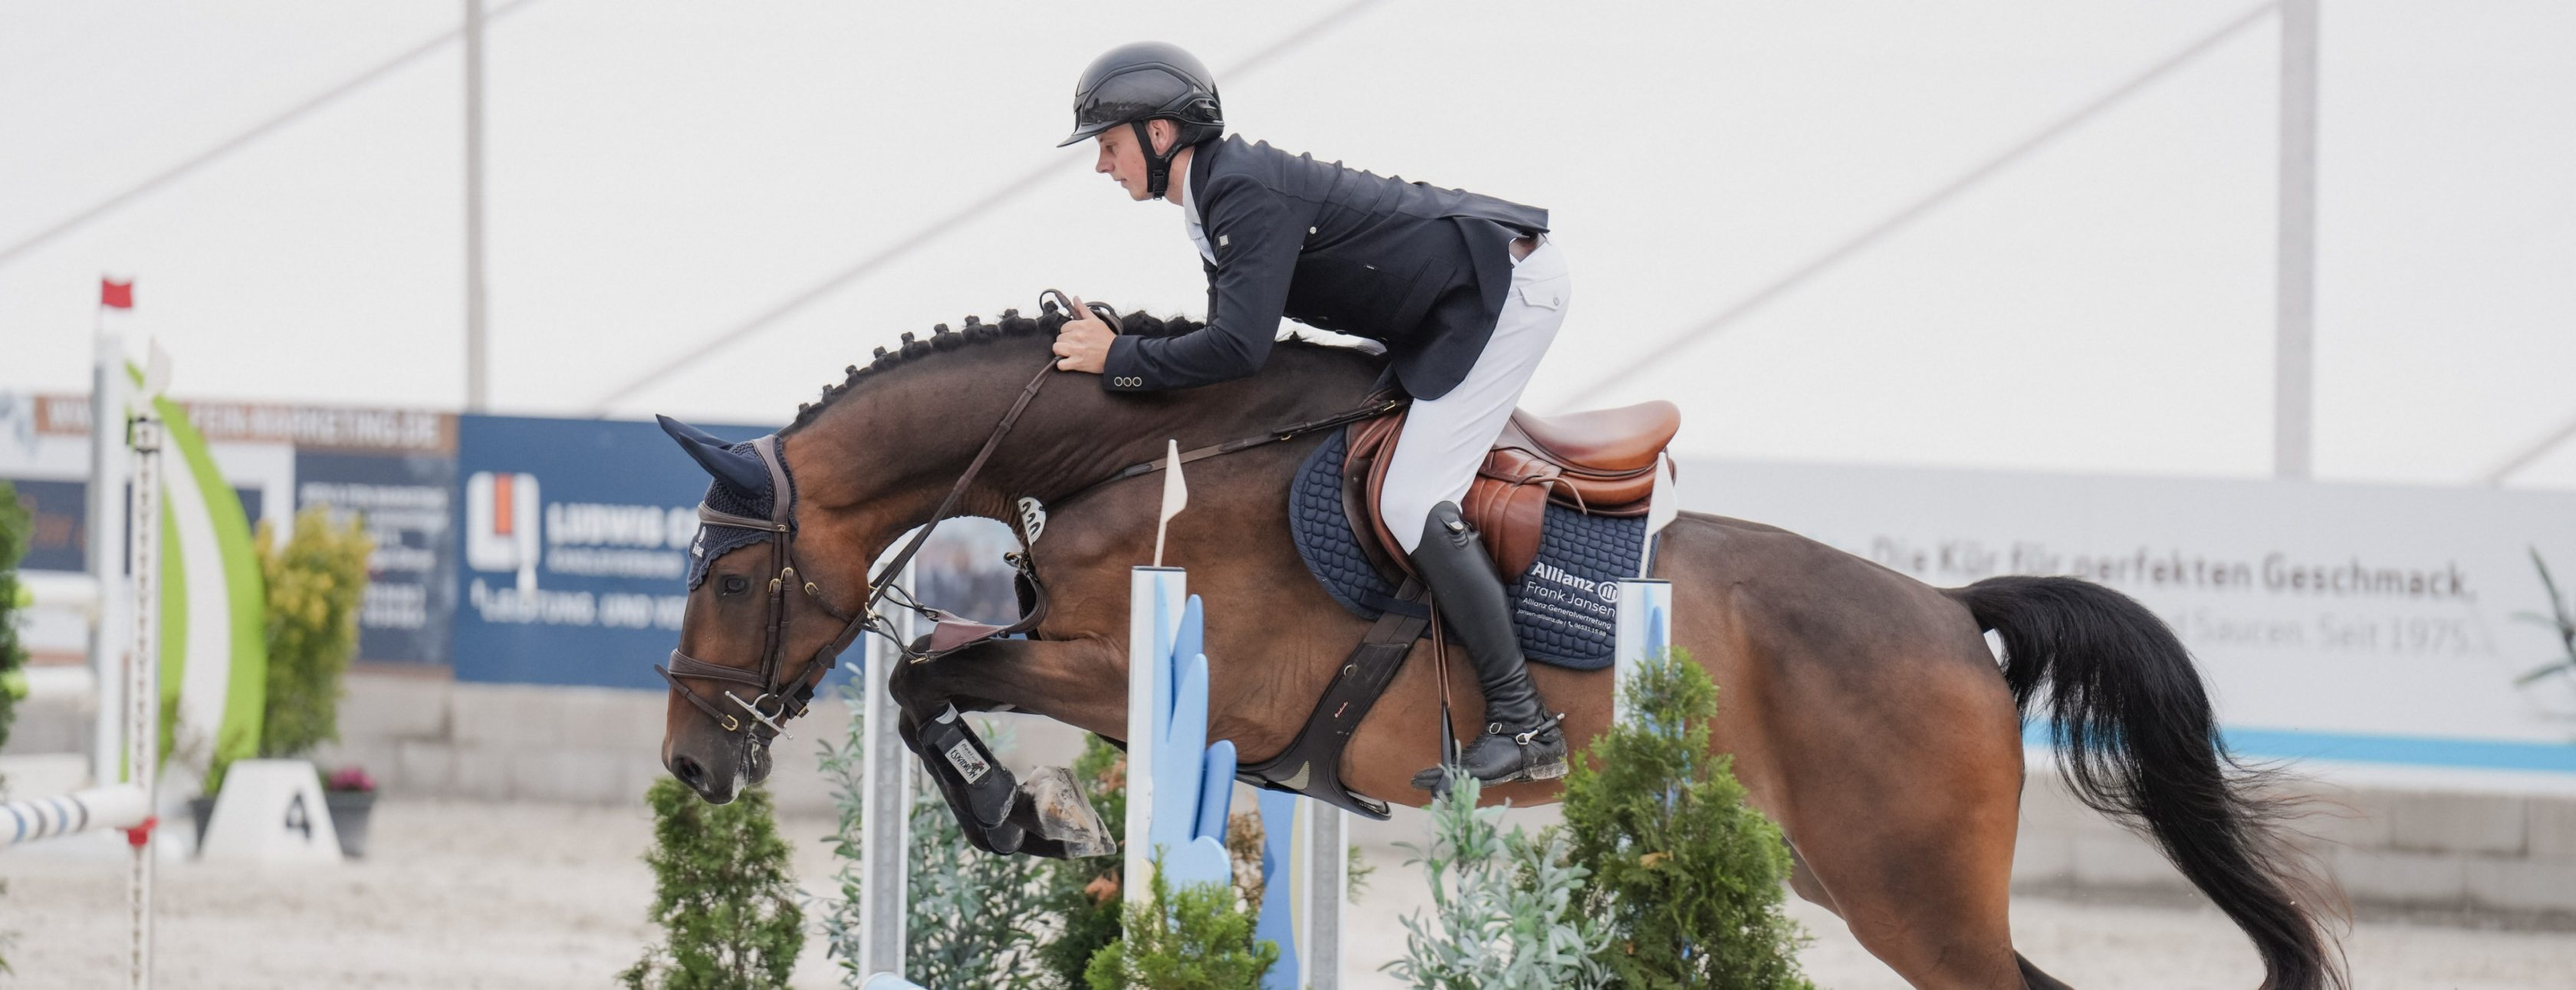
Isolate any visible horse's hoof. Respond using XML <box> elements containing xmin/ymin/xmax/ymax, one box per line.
<box><xmin>1017</xmin><ymin>765</ymin><xmax>1117</xmax><ymax>858</ymax></box>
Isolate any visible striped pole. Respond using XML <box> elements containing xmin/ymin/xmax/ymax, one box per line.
<box><xmin>127</xmin><ymin>407</ymin><xmax>164</xmax><ymax>990</ymax></box>
<box><xmin>0</xmin><ymin>786</ymin><xmax>150</xmax><ymax>847</ymax></box>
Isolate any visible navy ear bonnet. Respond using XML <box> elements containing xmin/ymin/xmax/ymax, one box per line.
<box><xmin>658</xmin><ymin>416</ymin><xmax>794</xmax><ymax>590</ymax></box>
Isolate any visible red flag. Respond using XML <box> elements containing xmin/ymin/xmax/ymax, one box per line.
<box><xmin>100</xmin><ymin>278</ymin><xmax>134</xmax><ymax>309</ymax></box>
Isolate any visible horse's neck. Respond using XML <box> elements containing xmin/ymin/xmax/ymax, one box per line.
<box><xmin>782</xmin><ymin>340</ymin><xmax>1370</xmax><ymax>572</ymax></box>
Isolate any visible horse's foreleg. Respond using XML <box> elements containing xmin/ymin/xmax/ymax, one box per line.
<box><xmin>889</xmin><ymin>636</ymin><xmax>1127</xmax><ymax>859</ymax></box>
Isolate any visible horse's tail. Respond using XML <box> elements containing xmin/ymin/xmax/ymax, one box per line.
<box><xmin>1948</xmin><ymin>576</ymin><xmax>2345</xmax><ymax>990</ymax></box>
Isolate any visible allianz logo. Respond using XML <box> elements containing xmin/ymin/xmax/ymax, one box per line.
<box><xmin>1530</xmin><ymin>561</ymin><xmax>1621</xmax><ymax>604</ymax></box>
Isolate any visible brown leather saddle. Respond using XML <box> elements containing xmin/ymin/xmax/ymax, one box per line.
<box><xmin>1342</xmin><ymin>398</ymin><xmax>1680</xmax><ymax>578</ymax></box>
<box><xmin>1235</xmin><ymin>396</ymin><xmax>1681</xmax><ymax>817</ymax></box>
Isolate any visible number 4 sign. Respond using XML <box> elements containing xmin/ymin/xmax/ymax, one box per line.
<box><xmin>199</xmin><ymin>759</ymin><xmax>343</xmax><ymax>864</ymax></box>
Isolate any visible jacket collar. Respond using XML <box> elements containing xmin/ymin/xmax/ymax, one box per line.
<box><xmin>1184</xmin><ymin>134</ymin><xmax>1225</xmax><ymax>207</ymax></box>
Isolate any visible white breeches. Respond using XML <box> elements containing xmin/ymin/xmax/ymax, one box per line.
<box><xmin>1380</xmin><ymin>236</ymin><xmax>1570</xmax><ymax>554</ymax></box>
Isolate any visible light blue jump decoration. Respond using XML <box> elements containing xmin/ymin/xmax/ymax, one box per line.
<box><xmin>1125</xmin><ymin>570</ymin><xmax>1238</xmax><ymax>911</ymax></box>
<box><xmin>1612</xmin><ymin>578</ymin><xmax>1675</xmax><ymax>727</ymax></box>
<box><xmin>1255</xmin><ymin>788</ymin><xmax>1305</xmax><ymax>989</ymax></box>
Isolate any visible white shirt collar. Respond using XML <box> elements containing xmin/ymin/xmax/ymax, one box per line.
<box><xmin>1181</xmin><ymin>156</ymin><xmax>1203</xmax><ymax>218</ymax></box>
<box><xmin>1178</xmin><ymin>153</ymin><xmax>1214</xmax><ymax>263</ymax></box>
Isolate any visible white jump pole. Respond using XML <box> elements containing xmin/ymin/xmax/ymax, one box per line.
<box><xmin>1</xmin><ymin>785</ymin><xmax>150</xmax><ymax>846</ymax></box>
<box><xmin>126</xmin><ymin>399</ymin><xmax>163</xmax><ymax>990</ymax></box>
<box><xmin>856</xmin><ymin>563</ymin><xmax>916</xmax><ymax>982</ymax></box>
<box><xmin>1612</xmin><ymin>579</ymin><xmax>1674</xmax><ymax>726</ymax></box>
<box><xmin>3</xmin><ymin>344</ymin><xmax>157</xmax><ymax>989</ymax></box>
<box><xmin>89</xmin><ymin>327</ymin><xmax>130</xmax><ymax>791</ymax></box>
<box><xmin>1293</xmin><ymin>798</ymin><xmax>1346</xmax><ymax>989</ymax></box>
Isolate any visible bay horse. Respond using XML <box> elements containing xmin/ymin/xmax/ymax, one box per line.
<box><xmin>656</xmin><ymin>308</ymin><xmax>2343</xmax><ymax>989</ymax></box>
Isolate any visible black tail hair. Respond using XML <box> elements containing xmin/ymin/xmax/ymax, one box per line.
<box><xmin>1951</xmin><ymin>576</ymin><xmax>2346</xmax><ymax>990</ymax></box>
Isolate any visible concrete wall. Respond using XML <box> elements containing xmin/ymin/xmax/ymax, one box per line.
<box><xmin>2010</xmin><ymin>766</ymin><xmax>2576</xmax><ymax>921</ymax></box>
<box><xmin>7</xmin><ymin>670</ymin><xmax>2572</xmax><ymax>919</ymax></box>
<box><xmin>300</xmin><ymin>671</ymin><xmax>857</xmax><ymax>817</ymax></box>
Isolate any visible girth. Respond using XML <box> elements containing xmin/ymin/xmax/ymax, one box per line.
<box><xmin>1232</xmin><ymin>579</ymin><xmax>1432</xmax><ymax>819</ymax></box>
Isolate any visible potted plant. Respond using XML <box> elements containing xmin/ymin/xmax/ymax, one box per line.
<box><xmin>324</xmin><ymin>765</ymin><xmax>377</xmax><ymax>857</ymax></box>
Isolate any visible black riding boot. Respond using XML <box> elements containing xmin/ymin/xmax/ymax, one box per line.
<box><xmin>1407</xmin><ymin>502</ymin><xmax>1566</xmax><ymax>791</ymax></box>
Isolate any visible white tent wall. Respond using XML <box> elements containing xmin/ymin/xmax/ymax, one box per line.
<box><xmin>2</xmin><ymin>2</ymin><xmax>2571</xmax><ymax>485</ymax></box>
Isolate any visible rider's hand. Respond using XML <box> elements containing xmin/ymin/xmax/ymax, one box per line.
<box><xmin>1052</xmin><ymin>295</ymin><xmax>1115</xmax><ymax>373</ymax></box>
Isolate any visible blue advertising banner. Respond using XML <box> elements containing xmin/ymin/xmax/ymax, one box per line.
<box><xmin>295</xmin><ymin>449</ymin><xmax>456</xmax><ymax>666</ymax></box>
<box><xmin>452</xmin><ymin>414</ymin><xmax>769</xmax><ymax>688</ymax></box>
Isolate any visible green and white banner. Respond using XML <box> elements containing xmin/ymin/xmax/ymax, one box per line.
<box><xmin>135</xmin><ymin>370</ymin><xmax>265</xmax><ymax>777</ymax></box>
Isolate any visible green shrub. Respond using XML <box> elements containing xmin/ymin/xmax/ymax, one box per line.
<box><xmin>205</xmin><ymin>505</ymin><xmax>372</xmax><ymax>795</ymax></box>
<box><xmin>621</xmin><ymin>778</ymin><xmax>805</xmax><ymax>990</ymax></box>
<box><xmin>818</xmin><ymin>712</ymin><xmax>1290</xmax><ymax>990</ymax></box>
<box><xmin>1033</xmin><ymin>735</ymin><xmax>1129</xmax><ymax>988</ymax></box>
<box><xmin>0</xmin><ymin>482</ymin><xmax>28</xmax><ymax>775</ymax></box>
<box><xmin>2515</xmin><ymin>548</ymin><xmax>2576</xmax><ymax>689</ymax></box>
<box><xmin>816</xmin><ymin>686</ymin><xmax>1051</xmax><ymax>988</ymax></box>
<box><xmin>254</xmin><ymin>505</ymin><xmax>370</xmax><ymax>758</ymax></box>
<box><xmin>1388</xmin><ymin>773</ymin><xmax>1614</xmax><ymax>989</ymax></box>
<box><xmin>1083</xmin><ymin>857</ymin><xmax>1277</xmax><ymax>990</ymax></box>
<box><xmin>1560</xmin><ymin>649</ymin><xmax>1812</xmax><ymax>989</ymax></box>
<box><xmin>0</xmin><ymin>481</ymin><xmax>25</xmax><ymax>974</ymax></box>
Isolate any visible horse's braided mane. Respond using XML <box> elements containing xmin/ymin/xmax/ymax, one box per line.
<box><xmin>784</xmin><ymin>303</ymin><xmax>1361</xmax><ymax>433</ymax></box>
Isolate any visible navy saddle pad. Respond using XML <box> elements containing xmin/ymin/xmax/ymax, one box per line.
<box><xmin>1287</xmin><ymin>429</ymin><xmax>1650</xmax><ymax>670</ymax></box>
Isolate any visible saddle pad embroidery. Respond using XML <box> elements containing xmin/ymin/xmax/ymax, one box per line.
<box><xmin>1288</xmin><ymin>430</ymin><xmax>1648</xmax><ymax>670</ymax></box>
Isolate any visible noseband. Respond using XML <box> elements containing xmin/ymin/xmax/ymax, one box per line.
<box><xmin>655</xmin><ymin>435</ymin><xmax>868</xmax><ymax>745</ymax></box>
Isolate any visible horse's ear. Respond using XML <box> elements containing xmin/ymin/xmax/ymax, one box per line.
<box><xmin>657</xmin><ymin>415</ymin><xmax>770</xmax><ymax>496</ymax></box>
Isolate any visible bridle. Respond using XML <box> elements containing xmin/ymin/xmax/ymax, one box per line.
<box><xmin>655</xmin><ymin>434</ymin><xmax>870</xmax><ymax>744</ymax></box>
<box><xmin>656</xmin><ymin>290</ymin><xmax>1408</xmax><ymax>747</ymax></box>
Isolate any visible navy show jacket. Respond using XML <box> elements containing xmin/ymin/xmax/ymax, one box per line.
<box><xmin>1100</xmin><ymin>135</ymin><xmax>1549</xmax><ymax>400</ymax></box>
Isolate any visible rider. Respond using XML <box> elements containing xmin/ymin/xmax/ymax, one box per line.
<box><xmin>1050</xmin><ymin>41</ymin><xmax>1571</xmax><ymax>788</ymax></box>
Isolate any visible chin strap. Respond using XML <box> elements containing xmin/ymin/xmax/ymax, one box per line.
<box><xmin>1131</xmin><ymin>120</ymin><xmax>1182</xmax><ymax>200</ymax></box>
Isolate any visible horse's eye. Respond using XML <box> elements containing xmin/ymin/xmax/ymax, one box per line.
<box><xmin>721</xmin><ymin>575</ymin><xmax>749</xmax><ymax>594</ymax></box>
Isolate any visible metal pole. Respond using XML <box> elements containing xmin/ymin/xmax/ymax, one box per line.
<box><xmin>1300</xmin><ymin>800</ymin><xmax>1346</xmax><ymax>989</ymax></box>
<box><xmin>856</xmin><ymin>564</ymin><xmax>915</xmax><ymax>979</ymax></box>
<box><xmin>127</xmin><ymin>413</ymin><xmax>162</xmax><ymax>990</ymax></box>
<box><xmin>2275</xmin><ymin>0</ymin><xmax>2319</xmax><ymax>479</ymax></box>
<box><xmin>88</xmin><ymin>328</ymin><xmax>128</xmax><ymax>789</ymax></box>
<box><xmin>464</xmin><ymin>0</ymin><xmax>490</xmax><ymax>413</ymax></box>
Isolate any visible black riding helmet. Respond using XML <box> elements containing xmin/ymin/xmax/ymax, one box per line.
<box><xmin>1058</xmin><ymin>41</ymin><xmax>1223</xmax><ymax>201</ymax></box>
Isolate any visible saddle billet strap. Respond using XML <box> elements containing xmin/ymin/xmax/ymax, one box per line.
<box><xmin>1234</xmin><ymin>577</ymin><xmax>1431</xmax><ymax>820</ymax></box>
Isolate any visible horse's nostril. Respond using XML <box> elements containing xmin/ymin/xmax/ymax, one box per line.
<box><xmin>672</xmin><ymin>755</ymin><xmax>704</xmax><ymax>786</ymax></box>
